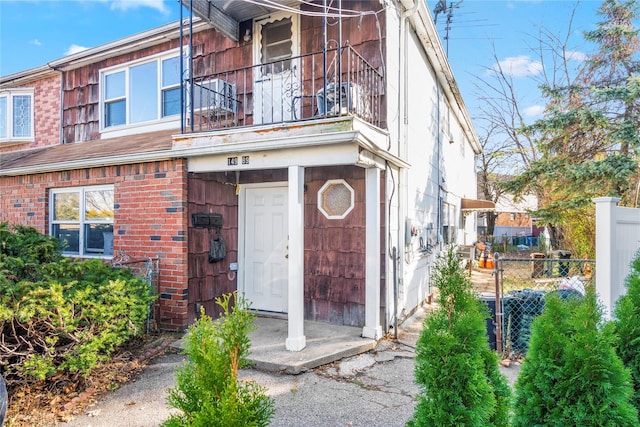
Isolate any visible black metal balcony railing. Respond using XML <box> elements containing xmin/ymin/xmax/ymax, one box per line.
<box><xmin>184</xmin><ymin>44</ymin><xmax>384</xmax><ymax>132</ymax></box>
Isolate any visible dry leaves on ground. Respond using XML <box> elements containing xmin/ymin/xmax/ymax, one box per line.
<box><xmin>4</xmin><ymin>333</ymin><xmax>180</xmax><ymax>427</ymax></box>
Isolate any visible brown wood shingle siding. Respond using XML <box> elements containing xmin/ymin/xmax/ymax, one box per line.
<box><xmin>59</xmin><ymin>1</ymin><xmax>385</xmax><ymax>144</ymax></box>
<box><xmin>187</xmin><ymin>165</ymin><xmax>385</xmax><ymax>328</ymax></box>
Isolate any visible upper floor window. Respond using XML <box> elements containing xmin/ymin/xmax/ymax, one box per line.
<box><xmin>50</xmin><ymin>185</ymin><xmax>114</xmax><ymax>257</ymax></box>
<box><xmin>0</xmin><ymin>89</ymin><xmax>34</xmax><ymax>142</ymax></box>
<box><xmin>101</xmin><ymin>52</ymin><xmax>183</xmax><ymax>130</ymax></box>
<box><xmin>260</xmin><ymin>17</ymin><xmax>293</xmax><ymax>73</ymax></box>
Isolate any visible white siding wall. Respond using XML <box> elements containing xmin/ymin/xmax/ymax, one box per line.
<box><xmin>399</xmin><ymin>29</ymin><xmax>442</xmax><ymax>316</ymax></box>
<box><xmin>384</xmin><ymin>2</ymin><xmax>479</xmax><ymax>323</ymax></box>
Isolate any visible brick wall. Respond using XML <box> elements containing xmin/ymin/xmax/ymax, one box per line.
<box><xmin>0</xmin><ymin>159</ymin><xmax>190</xmax><ymax>331</ymax></box>
<box><xmin>495</xmin><ymin>212</ymin><xmax>532</xmax><ymax>227</ymax></box>
<box><xmin>0</xmin><ymin>73</ymin><xmax>62</xmax><ymax>153</ymax></box>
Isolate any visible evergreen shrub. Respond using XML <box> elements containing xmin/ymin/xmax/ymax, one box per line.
<box><xmin>163</xmin><ymin>292</ymin><xmax>275</xmax><ymax>427</ymax></box>
<box><xmin>512</xmin><ymin>286</ymin><xmax>638</xmax><ymax>426</ymax></box>
<box><xmin>613</xmin><ymin>250</ymin><xmax>640</xmax><ymax>412</ymax></box>
<box><xmin>0</xmin><ymin>223</ymin><xmax>156</xmax><ymax>386</ymax></box>
<box><xmin>407</xmin><ymin>245</ymin><xmax>510</xmax><ymax>427</ymax></box>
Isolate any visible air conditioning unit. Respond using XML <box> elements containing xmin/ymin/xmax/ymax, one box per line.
<box><xmin>316</xmin><ymin>82</ymin><xmax>369</xmax><ymax>118</ymax></box>
<box><xmin>192</xmin><ymin>78</ymin><xmax>237</xmax><ymax>114</ymax></box>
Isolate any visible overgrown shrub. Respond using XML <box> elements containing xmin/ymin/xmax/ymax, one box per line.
<box><xmin>0</xmin><ymin>223</ymin><xmax>156</xmax><ymax>387</ymax></box>
<box><xmin>512</xmin><ymin>286</ymin><xmax>638</xmax><ymax>426</ymax></box>
<box><xmin>613</xmin><ymin>250</ymin><xmax>640</xmax><ymax>412</ymax></box>
<box><xmin>163</xmin><ymin>292</ymin><xmax>274</xmax><ymax>427</ymax></box>
<box><xmin>407</xmin><ymin>245</ymin><xmax>510</xmax><ymax>427</ymax></box>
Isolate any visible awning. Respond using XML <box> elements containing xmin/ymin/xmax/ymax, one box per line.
<box><xmin>461</xmin><ymin>198</ymin><xmax>496</xmax><ymax>212</ymax></box>
<box><xmin>182</xmin><ymin>0</ymin><xmax>300</xmax><ymax>41</ymax></box>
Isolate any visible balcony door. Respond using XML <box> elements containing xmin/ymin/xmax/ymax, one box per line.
<box><xmin>253</xmin><ymin>12</ymin><xmax>300</xmax><ymax>125</ymax></box>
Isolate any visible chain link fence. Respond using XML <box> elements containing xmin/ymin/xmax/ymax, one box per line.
<box><xmin>488</xmin><ymin>254</ymin><xmax>595</xmax><ymax>356</ymax></box>
<box><xmin>111</xmin><ymin>251</ymin><xmax>160</xmax><ymax>334</ymax></box>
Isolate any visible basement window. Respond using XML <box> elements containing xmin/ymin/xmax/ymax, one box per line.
<box><xmin>318</xmin><ymin>179</ymin><xmax>354</xmax><ymax>220</ymax></box>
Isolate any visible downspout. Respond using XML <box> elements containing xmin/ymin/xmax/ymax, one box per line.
<box><xmin>436</xmin><ymin>76</ymin><xmax>442</xmax><ymax>247</ymax></box>
<box><xmin>337</xmin><ymin>0</ymin><xmax>342</xmax><ymax>107</ymax></box>
<box><xmin>395</xmin><ymin>0</ymin><xmax>418</xmax><ymax>331</ymax></box>
<box><xmin>323</xmin><ymin>0</ymin><xmax>328</xmax><ymax>116</ymax></box>
<box><xmin>189</xmin><ymin>0</ymin><xmax>194</xmax><ymax>131</ymax></box>
<box><xmin>180</xmin><ymin>2</ymin><xmax>184</xmax><ymax>133</ymax></box>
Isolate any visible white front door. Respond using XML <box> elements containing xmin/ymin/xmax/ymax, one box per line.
<box><xmin>242</xmin><ymin>185</ymin><xmax>289</xmax><ymax>313</ymax></box>
<box><xmin>253</xmin><ymin>12</ymin><xmax>300</xmax><ymax>125</ymax></box>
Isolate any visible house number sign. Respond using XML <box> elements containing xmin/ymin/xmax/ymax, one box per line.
<box><xmin>227</xmin><ymin>156</ymin><xmax>250</xmax><ymax>166</ymax></box>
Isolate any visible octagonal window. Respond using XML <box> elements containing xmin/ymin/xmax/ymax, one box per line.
<box><xmin>318</xmin><ymin>179</ymin><xmax>354</xmax><ymax>219</ymax></box>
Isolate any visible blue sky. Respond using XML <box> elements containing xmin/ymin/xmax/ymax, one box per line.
<box><xmin>0</xmin><ymin>0</ymin><xmax>607</xmax><ymax>123</ymax></box>
<box><xmin>439</xmin><ymin>0</ymin><xmax>603</xmax><ymax>124</ymax></box>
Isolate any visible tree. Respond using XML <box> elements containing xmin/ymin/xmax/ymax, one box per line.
<box><xmin>475</xmin><ymin>123</ymin><xmax>511</xmax><ymax>237</ymax></box>
<box><xmin>407</xmin><ymin>246</ymin><xmax>510</xmax><ymax>427</ymax></box>
<box><xmin>512</xmin><ymin>287</ymin><xmax>638</xmax><ymax>426</ymax></box>
<box><xmin>502</xmin><ymin>0</ymin><xmax>640</xmax><ymax>256</ymax></box>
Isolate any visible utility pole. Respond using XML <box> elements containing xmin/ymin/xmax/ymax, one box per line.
<box><xmin>433</xmin><ymin>0</ymin><xmax>463</xmax><ymax>56</ymax></box>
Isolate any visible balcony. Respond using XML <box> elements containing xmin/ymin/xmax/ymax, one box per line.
<box><xmin>183</xmin><ymin>44</ymin><xmax>384</xmax><ymax>133</ymax></box>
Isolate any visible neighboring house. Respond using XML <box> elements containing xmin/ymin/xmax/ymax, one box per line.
<box><xmin>0</xmin><ymin>0</ymin><xmax>484</xmax><ymax>351</ymax></box>
<box><xmin>493</xmin><ymin>193</ymin><xmax>540</xmax><ymax>244</ymax></box>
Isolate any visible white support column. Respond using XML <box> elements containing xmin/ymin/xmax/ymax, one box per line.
<box><xmin>363</xmin><ymin>167</ymin><xmax>383</xmax><ymax>340</ymax></box>
<box><xmin>594</xmin><ymin>196</ymin><xmax>619</xmax><ymax>320</ymax></box>
<box><xmin>286</xmin><ymin>165</ymin><xmax>306</xmax><ymax>351</ymax></box>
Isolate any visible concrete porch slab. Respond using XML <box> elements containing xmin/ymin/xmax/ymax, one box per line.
<box><xmin>247</xmin><ymin>317</ymin><xmax>377</xmax><ymax>374</ymax></box>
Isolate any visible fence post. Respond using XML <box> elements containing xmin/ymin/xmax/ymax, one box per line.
<box><xmin>493</xmin><ymin>251</ymin><xmax>502</xmax><ymax>355</ymax></box>
<box><xmin>594</xmin><ymin>197</ymin><xmax>619</xmax><ymax>320</ymax></box>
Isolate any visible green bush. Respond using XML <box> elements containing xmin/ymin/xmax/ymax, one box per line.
<box><xmin>0</xmin><ymin>223</ymin><xmax>156</xmax><ymax>385</ymax></box>
<box><xmin>613</xmin><ymin>250</ymin><xmax>640</xmax><ymax>412</ymax></box>
<box><xmin>163</xmin><ymin>292</ymin><xmax>274</xmax><ymax>427</ymax></box>
<box><xmin>407</xmin><ymin>245</ymin><xmax>510</xmax><ymax>427</ymax></box>
<box><xmin>512</xmin><ymin>287</ymin><xmax>638</xmax><ymax>426</ymax></box>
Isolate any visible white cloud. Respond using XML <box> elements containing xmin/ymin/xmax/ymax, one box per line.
<box><xmin>65</xmin><ymin>44</ymin><xmax>89</xmax><ymax>56</ymax></box>
<box><xmin>524</xmin><ymin>104</ymin><xmax>545</xmax><ymax>117</ymax></box>
<box><xmin>29</xmin><ymin>39</ymin><xmax>42</xmax><ymax>46</ymax></box>
<box><xmin>565</xmin><ymin>50</ymin><xmax>587</xmax><ymax>62</ymax></box>
<box><xmin>109</xmin><ymin>0</ymin><xmax>168</xmax><ymax>13</ymax></box>
<box><xmin>492</xmin><ymin>55</ymin><xmax>543</xmax><ymax>78</ymax></box>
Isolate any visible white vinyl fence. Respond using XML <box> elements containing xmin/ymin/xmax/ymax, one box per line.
<box><xmin>594</xmin><ymin>197</ymin><xmax>640</xmax><ymax>319</ymax></box>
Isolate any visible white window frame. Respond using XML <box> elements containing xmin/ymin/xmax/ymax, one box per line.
<box><xmin>99</xmin><ymin>49</ymin><xmax>185</xmax><ymax>137</ymax></box>
<box><xmin>317</xmin><ymin>179</ymin><xmax>355</xmax><ymax>220</ymax></box>
<box><xmin>0</xmin><ymin>88</ymin><xmax>35</xmax><ymax>143</ymax></box>
<box><xmin>442</xmin><ymin>202</ymin><xmax>456</xmax><ymax>245</ymax></box>
<box><xmin>49</xmin><ymin>185</ymin><xmax>115</xmax><ymax>258</ymax></box>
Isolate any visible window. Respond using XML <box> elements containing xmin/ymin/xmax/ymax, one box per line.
<box><xmin>317</xmin><ymin>179</ymin><xmax>355</xmax><ymax>219</ymax></box>
<box><xmin>50</xmin><ymin>186</ymin><xmax>114</xmax><ymax>257</ymax></box>
<box><xmin>260</xmin><ymin>18</ymin><xmax>293</xmax><ymax>73</ymax></box>
<box><xmin>101</xmin><ymin>53</ymin><xmax>182</xmax><ymax>129</ymax></box>
<box><xmin>0</xmin><ymin>89</ymin><xmax>34</xmax><ymax>141</ymax></box>
<box><xmin>442</xmin><ymin>202</ymin><xmax>456</xmax><ymax>244</ymax></box>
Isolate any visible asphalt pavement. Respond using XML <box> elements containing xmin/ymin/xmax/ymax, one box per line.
<box><xmin>51</xmin><ymin>305</ymin><xmax>521</xmax><ymax>427</ymax></box>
